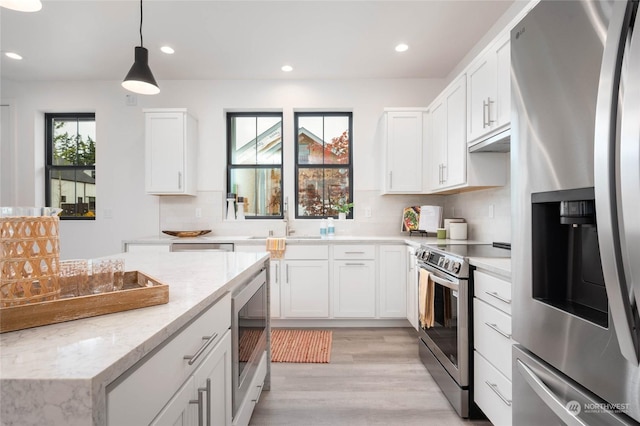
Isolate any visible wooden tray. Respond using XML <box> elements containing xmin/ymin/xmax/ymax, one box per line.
<box><xmin>162</xmin><ymin>230</ymin><xmax>211</xmax><ymax>238</ymax></box>
<box><xmin>0</xmin><ymin>271</ymin><xmax>169</xmax><ymax>333</ymax></box>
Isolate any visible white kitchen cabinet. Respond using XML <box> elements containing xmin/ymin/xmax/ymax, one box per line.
<box><xmin>151</xmin><ymin>331</ymin><xmax>232</xmax><ymax>426</ymax></box>
<box><xmin>144</xmin><ymin>108</ymin><xmax>198</xmax><ymax>195</ymax></box>
<box><xmin>473</xmin><ymin>269</ymin><xmax>513</xmax><ymax>426</ymax></box>
<box><xmin>380</xmin><ymin>109</ymin><xmax>428</xmax><ymax>194</ymax></box>
<box><xmin>426</xmin><ymin>75</ymin><xmax>467</xmax><ymax>191</ymax></box>
<box><xmin>467</xmin><ymin>31</ymin><xmax>511</xmax><ymax>145</ymax></box>
<box><xmin>333</xmin><ymin>260</ymin><xmax>376</xmax><ymax>318</ymax></box>
<box><xmin>378</xmin><ymin>245</ymin><xmax>407</xmax><ymax>318</ymax></box>
<box><xmin>282</xmin><ymin>260</ymin><xmax>329</xmax><ymax>318</ymax></box>
<box><xmin>406</xmin><ymin>246</ymin><xmax>419</xmax><ymax>331</ymax></box>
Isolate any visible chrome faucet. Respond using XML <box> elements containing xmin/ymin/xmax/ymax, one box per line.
<box><xmin>283</xmin><ymin>197</ymin><xmax>295</xmax><ymax>236</ymax></box>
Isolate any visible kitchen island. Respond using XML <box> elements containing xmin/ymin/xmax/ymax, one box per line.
<box><xmin>0</xmin><ymin>251</ymin><xmax>270</xmax><ymax>426</ymax></box>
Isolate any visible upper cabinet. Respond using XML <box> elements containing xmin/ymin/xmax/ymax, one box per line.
<box><xmin>467</xmin><ymin>32</ymin><xmax>511</xmax><ymax>146</ymax></box>
<box><xmin>380</xmin><ymin>108</ymin><xmax>428</xmax><ymax>194</ymax></box>
<box><xmin>144</xmin><ymin>108</ymin><xmax>198</xmax><ymax>195</ymax></box>
<box><xmin>427</xmin><ymin>75</ymin><xmax>467</xmax><ymax>191</ymax></box>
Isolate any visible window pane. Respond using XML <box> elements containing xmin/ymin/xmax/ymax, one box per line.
<box><xmin>49</xmin><ymin>168</ymin><xmax>96</xmax><ymax>218</ymax></box>
<box><xmin>231</xmin><ymin>116</ymin><xmax>282</xmax><ymax>165</ymax></box>
<box><xmin>297</xmin><ymin>167</ymin><xmax>350</xmax><ymax>217</ymax></box>
<box><xmin>297</xmin><ymin>116</ymin><xmax>324</xmax><ymax>165</ymax></box>
<box><xmin>52</xmin><ymin>118</ymin><xmax>95</xmax><ymax>166</ymax></box>
<box><xmin>230</xmin><ymin>167</ymin><xmax>282</xmax><ymax>217</ymax></box>
<box><xmin>324</xmin><ymin>116</ymin><xmax>350</xmax><ymax>165</ymax></box>
<box><xmin>230</xmin><ymin>116</ymin><xmax>257</xmax><ymax>165</ymax></box>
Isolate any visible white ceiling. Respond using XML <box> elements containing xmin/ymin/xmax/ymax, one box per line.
<box><xmin>0</xmin><ymin>0</ymin><xmax>513</xmax><ymax>82</ymax></box>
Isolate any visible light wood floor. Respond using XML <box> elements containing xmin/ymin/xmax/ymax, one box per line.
<box><xmin>250</xmin><ymin>327</ymin><xmax>492</xmax><ymax>426</ymax></box>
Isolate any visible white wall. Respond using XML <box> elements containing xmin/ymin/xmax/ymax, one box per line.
<box><xmin>1</xmin><ymin>78</ymin><xmax>447</xmax><ymax>258</ymax></box>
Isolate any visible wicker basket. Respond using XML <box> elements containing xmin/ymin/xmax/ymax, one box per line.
<box><xmin>0</xmin><ymin>216</ymin><xmax>60</xmax><ymax>307</ymax></box>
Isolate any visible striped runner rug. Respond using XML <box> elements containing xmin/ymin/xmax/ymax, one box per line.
<box><xmin>239</xmin><ymin>329</ymin><xmax>332</xmax><ymax>363</ymax></box>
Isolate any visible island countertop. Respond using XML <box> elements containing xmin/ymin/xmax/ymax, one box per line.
<box><xmin>0</xmin><ymin>251</ymin><xmax>269</xmax><ymax>426</ymax></box>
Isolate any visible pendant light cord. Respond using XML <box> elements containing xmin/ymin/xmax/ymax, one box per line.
<box><xmin>139</xmin><ymin>0</ymin><xmax>144</xmax><ymax>47</ymax></box>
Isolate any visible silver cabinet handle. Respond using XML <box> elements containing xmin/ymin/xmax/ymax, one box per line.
<box><xmin>516</xmin><ymin>360</ymin><xmax>587</xmax><ymax>426</ymax></box>
<box><xmin>252</xmin><ymin>384</ymin><xmax>263</xmax><ymax>404</ymax></box>
<box><xmin>485</xmin><ymin>322</ymin><xmax>511</xmax><ymax>339</ymax></box>
<box><xmin>345</xmin><ymin>251</ymin><xmax>365</xmax><ymax>254</ymax></box>
<box><xmin>442</xmin><ymin>164</ymin><xmax>447</xmax><ymax>183</ymax></box>
<box><xmin>286</xmin><ymin>264</ymin><xmax>290</xmax><ymax>283</ymax></box>
<box><xmin>485</xmin><ymin>381</ymin><xmax>512</xmax><ymax>407</ymax></box>
<box><xmin>178</xmin><ymin>171</ymin><xmax>183</xmax><ymax>189</ymax></box>
<box><xmin>482</xmin><ymin>100</ymin><xmax>488</xmax><ymax>128</ymax></box>
<box><xmin>345</xmin><ymin>262</ymin><xmax>365</xmax><ymax>266</ymax></box>
<box><xmin>484</xmin><ymin>291</ymin><xmax>512</xmax><ymax>304</ymax></box>
<box><xmin>389</xmin><ymin>171</ymin><xmax>393</xmax><ymax>189</ymax></box>
<box><xmin>189</xmin><ymin>386</ymin><xmax>206</xmax><ymax>426</ymax></box>
<box><xmin>438</xmin><ymin>164</ymin><xmax>443</xmax><ymax>185</ymax></box>
<box><xmin>487</xmin><ymin>98</ymin><xmax>496</xmax><ymax>124</ymax></box>
<box><xmin>205</xmin><ymin>378</ymin><xmax>211</xmax><ymax>426</ymax></box>
<box><xmin>275</xmin><ymin>263</ymin><xmax>279</xmax><ymax>284</ymax></box>
<box><xmin>184</xmin><ymin>333</ymin><xmax>219</xmax><ymax>365</ymax></box>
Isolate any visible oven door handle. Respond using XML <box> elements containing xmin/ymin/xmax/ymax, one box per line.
<box><xmin>419</xmin><ymin>266</ymin><xmax>460</xmax><ymax>291</ymax></box>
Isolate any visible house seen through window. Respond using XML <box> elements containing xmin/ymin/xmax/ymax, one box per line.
<box><xmin>227</xmin><ymin>113</ymin><xmax>283</xmax><ymax>218</ymax></box>
<box><xmin>45</xmin><ymin>113</ymin><xmax>96</xmax><ymax>220</ymax></box>
<box><xmin>295</xmin><ymin>112</ymin><xmax>353</xmax><ymax>219</ymax></box>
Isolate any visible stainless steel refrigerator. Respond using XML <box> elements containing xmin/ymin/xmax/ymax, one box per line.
<box><xmin>511</xmin><ymin>0</ymin><xmax>640</xmax><ymax>424</ymax></box>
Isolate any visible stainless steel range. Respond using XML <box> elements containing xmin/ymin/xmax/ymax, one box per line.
<box><xmin>415</xmin><ymin>243</ymin><xmax>509</xmax><ymax>418</ymax></box>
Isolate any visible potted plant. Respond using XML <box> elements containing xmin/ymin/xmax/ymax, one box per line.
<box><xmin>336</xmin><ymin>199</ymin><xmax>353</xmax><ymax>220</ymax></box>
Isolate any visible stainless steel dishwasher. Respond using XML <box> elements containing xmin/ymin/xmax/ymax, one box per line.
<box><xmin>170</xmin><ymin>242</ymin><xmax>234</xmax><ymax>252</ymax></box>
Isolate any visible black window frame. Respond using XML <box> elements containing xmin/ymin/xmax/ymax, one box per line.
<box><xmin>226</xmin><ymin>112</ymin><xmax>284</xmax><ymax>219</ymax></box>
<box><xmin>294</xmin><ymin>111</ymin><xmax>354</xmax><ymax>219</ymax></box>
<box><xmin>45</xmin><ymin>112</ymin><xmax>96</xmax><ymax>221</ymax></box>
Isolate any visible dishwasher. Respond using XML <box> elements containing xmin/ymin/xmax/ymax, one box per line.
<box><xmin>170</xmin><ymin>242</ymin><xmax>234</xmax><ymax>252</ymax></box>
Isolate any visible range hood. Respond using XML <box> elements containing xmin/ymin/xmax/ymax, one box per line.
<box><xmin>468</xmin><ymin>128</ymin><xmax>510</xmax><ymax>153</ymax></box>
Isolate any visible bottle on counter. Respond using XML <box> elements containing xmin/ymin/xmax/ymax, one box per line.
<box><xmin>236</xmin><ymin>197</ymin><xmax>245</xmax><ymax>220</ymax></box>
<box><xmin>320</xmin><ymin>218</ymin><xmax>328</xmax><ymax>238</ymax></box>
<box><xmin>327</xmin><ymin>217</ymin><xmax>335</xmax><ymax>238</ymax></box>
<box><xmin>226</xmin><ymin>193</ymin><xmax>236</xmax><ymax>221</ymax></box>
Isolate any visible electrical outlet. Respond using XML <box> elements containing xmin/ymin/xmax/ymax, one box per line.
<box><xmin>125</xmin><ymin>94</ymin><xmax>137</xmax><ymax>106</ymax></box>
<box><xmin>365</xmin><ymin>207</ymin><xmax>372</xmax><ymax>218</ymax></box>
<box><xmin>195</xmin><ymin>208</ymin><xmax>202</xmax><ymax>218</ymax></box>
<box><xmin>488</xmin><ymin>204</ymin><xmax>495</xmax><ymax>218</ymax></box>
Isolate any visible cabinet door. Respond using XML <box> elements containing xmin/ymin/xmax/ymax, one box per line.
<box><xmin>495</xmin><ymin>33</ymin><xmax>511</xmax><ymax>129</ymax></box>
<box><xmin>332</xmin><ymin>260</ymin><xmax>376</xmax><ymax>318</ymax></box>
<box><xmin>282</xmin><ymin>260</ymin><xmax>329</xmax><ymax>318</ymax></box>
<box><xmin>146</xmin><ymin>112</ymin><xmax>185</xmax><ymax>193</ymax></box>
<box><xmin>467</xmin><ymin>54</ymin><xmax>496</xmax><ymax>143</ymax></box>
<box><xmin>426</xmin><ymin>100</ymin><xmax>446</xmax><ymax>191</ymax></box>
<box><xmin>406</xmin><ymin>247</ymin><xmax>419</xmax><ymax>331</ymax></box>
<box><xmin>384</xmin><ymin>111</ymin><xmax>424</xmax><ymax>193</ymax></box>
<box><xmin>270</xmin><ymin>260</ymin><xmax>281</xmax><ymax>318</ymax></box>
<box><xmin>378</xmin><ymin>245</ymin><xmax>407</xmax><ymax>318</ymax></box>
<box><xmin>193</xmin><ymin>331</ymin><xmax>232</xmax><ymax>426</ymax></box>
<box><xmin>150</xmin><ymin>377</ymin><xmax>195</xmax><ymax>426</ymax></box>
<box><xmin>443</xmin><ymin>76</ymin><xmax>467</xmax><ymax>188</ymax></box>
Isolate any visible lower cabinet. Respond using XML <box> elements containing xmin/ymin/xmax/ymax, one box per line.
<box><xmin>282</xmin><ymin>260</ymin><xmax>329</xmax><ymax>318</ymax></box>
<box><xmin>406</xmin><ymin>246</ymin><xmax>419</xmax><ymax>330</ymax></box>
<box><xmin>332</xmin><ymin>260</ymin><xmax>376</xmax><ymax>317</ymax></box>
<box><xmin>378</xmin><ymin>245</ymin><xmax>407</xmax><ymax>318</ymax></box>
<box><xmin>151</xmin><ymin>331</ymin><xmax>232</xmax><ymax>426</ymax></box>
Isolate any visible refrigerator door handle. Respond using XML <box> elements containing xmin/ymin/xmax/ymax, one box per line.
<box><xmin>516</xmin><ymin>360</ymin><xmax>588</xmax><ymax>426</ymax></box>
<box><xmin>594</xmin><ymin>0</ymin><xmax>639</xmax><ymax>365</ymax></box>
<box><xmin>620</xmin><ymin>1</ymin><xmax>640</xmax><ymax>328</ymax></box>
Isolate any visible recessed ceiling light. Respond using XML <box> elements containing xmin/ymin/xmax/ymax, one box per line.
<box><xmin>160</xmin><ymin>46</ymin><xmax>175</xmax><ymax>54</ymax></box>
<box><xmin>281</xmin><ymin>65</ymin><xmax>293</xmax><ymax>72</ymax></box>
<box><xmin>5</xmin><ymin>52</ymin><xmax>23</xmax><ymax>60</ymax></box>
<box><xmin>395</xmin><ymin>43</ymin><xmax>409</xmax><ymax>53</ymax></box>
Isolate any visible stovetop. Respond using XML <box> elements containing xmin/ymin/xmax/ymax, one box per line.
<box><xmin>416</xmin><ymin>243</ymin><xmax>511</xmax><ymax>279</ymax></box>
<box><xmin>425</xmin><ymin>243</ymin><xmax>511</xmax><ymax>260</ymax></box>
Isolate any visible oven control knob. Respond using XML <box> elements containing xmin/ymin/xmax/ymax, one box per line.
<box><xmin>451</xmin><ymin>262</ymin><xmax>460</xmax><ymax>273</ymax></box>
<box><xmin>443</xmin><ymin>259</ymin><xmax>450</xmax><ymax>269</ymax></box>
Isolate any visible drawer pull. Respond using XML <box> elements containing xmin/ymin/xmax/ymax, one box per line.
<box><xmin>345</xmin><ymin>262</ymin><xmax>365</xmax><ymax>266</ymax></box>
<box><xmin>188</xmin><ymin>379</ymin><xmax>212</xmax><ymax>426</ymax></box>
<box><xmin>252</xmin><ymin>384</ymin><xmax>263</xmax><ymax>404</ymax></box>
<box><xmin>345</xmin><ymin>251</ymin><xmax>365</xmax><ymax>254</ymax></box>
<box><xmin>184</xmin><ymin>333</ymin><xmax>219</xmax><ymax>366</ymax></box>
<box><xmin>485</xmin><ymin>381</ymin><xmax>512</xmax><ymax>407</ymax></box>
<box><xmin>485</xmin><ymin>322</ymin><xmax>511</xmax><ymax>339</ymax></box>
<box><xmin>485</xmin><ymin>291</ymin><xmax>512</xmax><ymax>304</ymax></box>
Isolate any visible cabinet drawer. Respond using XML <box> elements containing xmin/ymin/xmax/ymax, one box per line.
<box><xmin>232</xmin><ymin>351</ymin><xmax>267</xmax><ymax>426</ymax></box>
<box><xmin>474</xmin><ymin>298</ymin><xmax>513</xmax><ymax>379</ymax></box>
<box><xmin>284</xmin><ymin>245</ymin><xmax>329</xmax><ymax>260</ymax></box>
<box><xmin>107</xmin><ymin>293</ymin><xmax>231</xmax><ymax>426</ymax></box>
<box><xmin>333</xmin><ymin>245</ymin><xmax>375</xmax><ymax>260</ymax></box>
<box><xmin>474</xmin><ymin>351</ymin><xmax>512</xmax><ymax>426</ymax></box>
<box><xmin>474</xmin><ymin>269</ymin><xmax>512</xmax><ymax>314</ymax></box>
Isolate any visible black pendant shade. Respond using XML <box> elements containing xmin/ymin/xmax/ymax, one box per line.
<box><xmin>122</xmin><ymin>46</ymin><xmax>160</xmax><ymax>95</ymax></box>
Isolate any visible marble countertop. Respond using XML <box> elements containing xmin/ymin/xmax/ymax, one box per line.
<box><xmin>469</xmin><ymin>257</ymin><xmax>511</xmax><ymax>279</ymax></box>
<box><xmin>0</xmin><ymin>251</ymin><xmax>269</xmax><ymax>426</ymax></box>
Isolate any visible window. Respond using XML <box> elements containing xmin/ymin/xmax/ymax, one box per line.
<box><xmin>295</xmin><ymin>112</ymin><xmax>353</xmax><ymax>218</ymax></box>
<box><xmin>45</xmin><ymin>113</ymin><xmax>96</xmax><ymax>220</ymax></box>
<box><xmin>227</xmin><ymin>113</ymin><xmax>283</xmax><ymax>218</ymax></box>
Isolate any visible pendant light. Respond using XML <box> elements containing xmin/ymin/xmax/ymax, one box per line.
<box><xmin>0</xmin><ymin>0</ymin><xmax>42</xmax><ymax>12</ymax></box>
<box><xmin>122</xmin><ymin>0</ymin><xmax>160</xmax><ymax>95</ymax></box>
